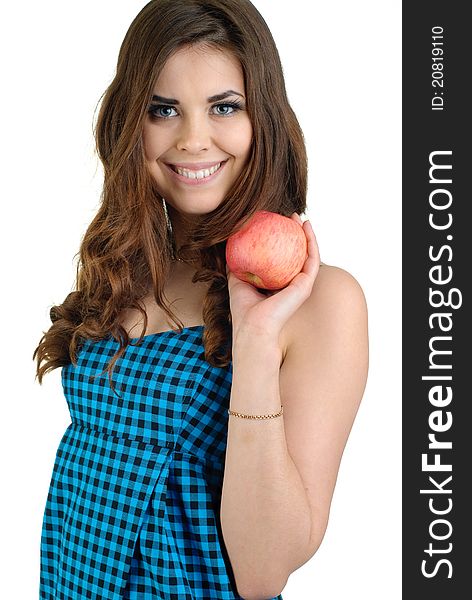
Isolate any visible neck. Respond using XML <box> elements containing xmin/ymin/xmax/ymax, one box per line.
<box><xmin>165</xmin><ymin>202</ymin><xmax>202</xmax><ymax>268</ymax></box>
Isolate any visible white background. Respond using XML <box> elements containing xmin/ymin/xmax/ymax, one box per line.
<box><xmin>0</xmin><ymin>1</ymin><xmax>401</xmax><ymax>597</ymax></box>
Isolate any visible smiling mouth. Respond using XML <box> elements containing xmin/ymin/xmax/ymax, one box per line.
<box><xmin>169</xmin><ymin>161</ymin><xmax>227</xmax><ymax>180</ymax></box>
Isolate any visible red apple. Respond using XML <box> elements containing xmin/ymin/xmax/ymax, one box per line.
<box><xmin>225</xmin><ymin>210</ymin><xmax>307</xmax><ymax>290</ymax></box>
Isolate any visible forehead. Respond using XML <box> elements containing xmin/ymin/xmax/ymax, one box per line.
<box><xmin>154</xmin><ymin>46</ymin><xmax>244</xmax><ymax>95</ymax></box>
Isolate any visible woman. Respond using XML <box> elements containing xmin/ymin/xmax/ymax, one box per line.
<box><xmin>35</xmin><ymin>1</ymin><xmax>368</xmax><ymax>598</ymax></box>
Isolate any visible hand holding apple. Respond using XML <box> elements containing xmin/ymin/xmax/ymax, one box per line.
<box><xmin>225</xmin><ymin>210</ymin><xmax>308</xmax><ymax>290</ymax></box>
<box><xmin>225</xmin><ymin>211</ymin><xmax>320</xmax><ymax>345</ymax></box>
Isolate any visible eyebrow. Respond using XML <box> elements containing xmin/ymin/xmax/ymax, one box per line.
<box><xmin>151</xmin><ymin>90</ymin><xmax>244</xmax><ymax>104</ymax></box>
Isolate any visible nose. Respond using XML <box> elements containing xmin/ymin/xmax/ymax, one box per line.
<box><xmin>176</xmin><ymin>113</ymin><xmax>210</xmax><ymax>153</ymax></box>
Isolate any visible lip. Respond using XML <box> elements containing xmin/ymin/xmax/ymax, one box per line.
<box><xmin>166</xmin><ymin>160</ymin><xmax>227</xmax><ymax>170</ymax></box>
<box><xmin>164</xmin><ymin>160</ymin><xmax>228</xmax><ymax>186</ymax></box>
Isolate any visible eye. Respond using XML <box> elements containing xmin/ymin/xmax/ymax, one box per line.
<box><xmin>148</xmin><ymin>105</ymin><xmax>177</xmax><ymax>119</ymax></box>
<box><xmin>212</xmin><ymin>101</ymin><xmax>243</xmax><ymax>116</ymax></box>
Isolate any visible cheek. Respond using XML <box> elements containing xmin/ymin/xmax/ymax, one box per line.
<box><xmin>230</xmin><ymin>121</ymin><xmax>253</xmax><ymax>159</ymax></box>
<box><xmin>142</xmin><ymin>125</ymin><xmax>160</xmax><ymax>161</ymax></box>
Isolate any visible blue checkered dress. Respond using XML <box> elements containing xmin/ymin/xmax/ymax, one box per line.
<box><xmin>40</xmin><ymin>325</ymin><xmax>283</xmax><ymax>599</ymax></box>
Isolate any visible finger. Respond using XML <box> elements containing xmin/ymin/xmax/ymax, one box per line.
<box><xmin>301</xmin><ymin>219</ymin><xmax>320</xmax><ymax>279</ymax></box>
<box><xmin>260</xmin><ymin>272</ymin><xmax>312</xmax><ymax>326</ymax></box>
<box><xmin>290</xmin><ymin>211</ymin><xmax>304</xmax><ymax>225</ymax></box>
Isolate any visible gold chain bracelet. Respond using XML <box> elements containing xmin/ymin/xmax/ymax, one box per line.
<box><xmin>227</xmin><ymin>405</ymin><xmax>283</xmax><ymax>420</ymax></box>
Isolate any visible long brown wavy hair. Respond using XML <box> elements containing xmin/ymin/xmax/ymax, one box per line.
<box><xmin>33</xmin><ymin>0</ymin><xmax>308</xmax><ymax>392</ymax></box>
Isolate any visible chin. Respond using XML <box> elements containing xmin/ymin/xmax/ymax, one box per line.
<box><xmin>168</xmin><ymin>198</ymin><xmax>225</xmax><ymax>217</ymax></box>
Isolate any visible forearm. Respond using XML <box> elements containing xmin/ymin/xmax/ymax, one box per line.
<box><xmin>220</xmin><ymin>338</ymin><xmax>312</xmax><ymax>598</ymax></box>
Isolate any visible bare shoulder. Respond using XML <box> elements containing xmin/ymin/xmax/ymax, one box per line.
<box><xmin>282</xmin><ymin>262</ymin><xmax>368</xmax><ymax>356</ymax></box>
<box><xmin>306</xmin><ymin>261</ymin><xmax>367</xmax><ymax>313</ymax></box>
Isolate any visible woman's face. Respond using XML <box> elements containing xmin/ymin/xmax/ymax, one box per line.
<box><xmin>143</xmin><ymin>46</ymin><xmax>253</xmax><ymax>217</ymax></box>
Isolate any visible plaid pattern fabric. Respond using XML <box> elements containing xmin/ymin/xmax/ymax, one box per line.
<box><xmin>40</xmin><ymin>325</ymin><xmax>283</xmax><ymax>599</ymax></box>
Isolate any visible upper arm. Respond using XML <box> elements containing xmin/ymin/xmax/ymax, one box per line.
<box><xmin>279</xmin><ymin>265</ymin><xmax>369</xmax><ymax>554</ymax></box>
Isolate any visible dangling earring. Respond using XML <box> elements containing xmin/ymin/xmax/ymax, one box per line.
<box><xmin>162</xmin><ymin>198</ymin><xmax>180</xmax><ymax>262</ymax></box>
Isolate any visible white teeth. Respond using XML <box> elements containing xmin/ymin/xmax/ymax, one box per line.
<box><xmin>174</xmin><ymin>162</ymin><xmax>222</xmax><ymax>179</ymax></box>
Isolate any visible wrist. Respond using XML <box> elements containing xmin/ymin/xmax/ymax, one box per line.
<box><xmin>232</xmin><ymin>323</ymin><xmax>280</xmax><ymax>351</ymax></box>
<box><xmin>231</xmin><ymin>336</ymin><xmax>283</xmax><ymax>371</ymax></box>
